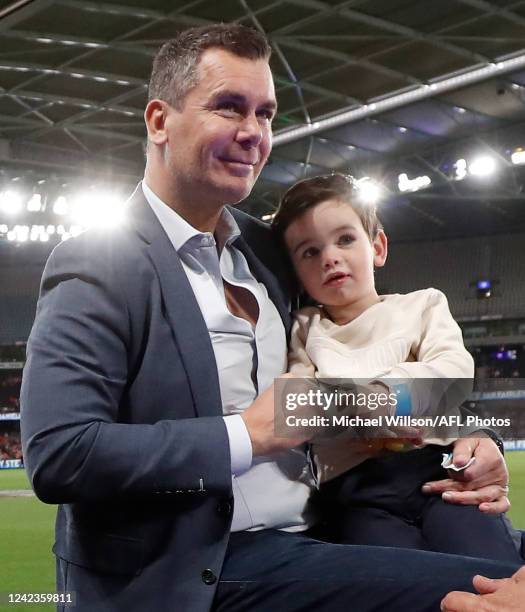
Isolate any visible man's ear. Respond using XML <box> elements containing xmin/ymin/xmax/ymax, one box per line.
<box><xmin>373</xmin><ymin>229</ymin><xmax>388</xmax><ymax>268</ymax></box>
<box><xmin>144</xmin><ymin>99</ymin><xmax>170</xmax><ymax>145</ymax></box>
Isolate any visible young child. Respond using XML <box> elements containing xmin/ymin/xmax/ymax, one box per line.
<box><xmin>272</xmin><ymin>173</ymin><xmax>522</xmax><ymax>562</ymax></box>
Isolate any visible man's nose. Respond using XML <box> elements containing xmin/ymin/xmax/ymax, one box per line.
<box><xmin>237</xmin><ymin>114</ymin><xmax>263</xmax><ymax>147</ymax></box>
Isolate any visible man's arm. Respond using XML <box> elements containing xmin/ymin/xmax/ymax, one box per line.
<box><xmin>21</xmin><ymin>236</ymin><xmax>232</xmax><ymax>503</ymax></box>
<box><xmin>241</xmin><ymin>375</ymin><xmax>311</xmax><ymax>456</ymax></box>
<box><xmin>422</xmin><ymin>435</ymin><xmax>510</xmax><ymax>513</ymax></box>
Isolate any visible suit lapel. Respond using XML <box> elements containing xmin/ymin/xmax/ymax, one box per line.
<box><xmin>127</xmin><ymin>187</ymin><xmax>223</xmax><ymax>419</ymax></box>
<box><xmin>126</xmin><ymin>186</ymin><xmax>292</xmax><ymax>418</ymax></box>
<box><xmin>233</xmin><ymin>235</ymin><xmax>292</xmax><ymax>337</ymax></box>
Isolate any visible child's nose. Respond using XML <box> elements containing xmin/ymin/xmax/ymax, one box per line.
<box><xmin>322</xmin><ymin>248</ymin><xmax>340</xmax><ymax>268</ymax></box>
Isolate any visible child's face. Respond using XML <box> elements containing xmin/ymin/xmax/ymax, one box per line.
<box><xmin>284</xmin><ymin>199</ymin><xmax>387</xmax><ymax>313</ymax></box>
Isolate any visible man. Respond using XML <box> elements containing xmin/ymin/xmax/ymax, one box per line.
<box><xmin>441</xmin><ymin>566</ymin><xmax>525</xmax><ymax>611</ymax></box>
<box><xmin>21</xmin><ymin>23</ymin><xmax>518</xmax><ymax>612</ymax></box>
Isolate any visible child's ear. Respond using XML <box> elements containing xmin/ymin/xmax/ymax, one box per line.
<box><xmin>373</xmin><ymin>230</ymin><xmax>388</xmax><ymax>268</ymax></box>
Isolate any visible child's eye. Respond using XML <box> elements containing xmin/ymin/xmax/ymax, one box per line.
<box><xmin>338</xmin><ymin>234</ymin><xmax>354</xmax><ymax>245</ymax></box>
<box><xmin>302</xmin><ymin>246</ymin><xmax>319</xmax><ymax>259</ymax></box>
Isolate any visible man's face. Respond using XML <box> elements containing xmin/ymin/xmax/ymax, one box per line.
<box><xmin>162</xmin><ymin>48</ymin><xmax>276</xmax><ymax>206</ymax></box>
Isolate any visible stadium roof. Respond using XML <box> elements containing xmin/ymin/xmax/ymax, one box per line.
<box><xmin>1</xmin><ymin>0</ymin><xmax>525</xmax><ymax>241</ymax></box>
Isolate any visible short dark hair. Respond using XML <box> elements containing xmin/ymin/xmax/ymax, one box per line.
<box><xmin>148</xmin><ymin>23</ymin><xmax>272</xmax><ymax>109</ymax></box>
<box><xmin>272</xmin><ymin>173</ymin><xmax>382</xmax><ymax>241</ymax></box>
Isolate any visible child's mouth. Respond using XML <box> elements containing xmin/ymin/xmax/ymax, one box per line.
<box><xmin>323</xmin><ymin>272</ymin><xmax>350</xmax><ymax>287</ymax></box>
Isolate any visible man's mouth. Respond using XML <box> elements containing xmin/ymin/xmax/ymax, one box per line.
<box><xmin>219</xmin><ymin>157</ymin><xmax>257</xmax><ymax>167</ymax></box>
<box><xmin>323</xmin><ymin>272</ymin><xmax>350</xmax><ymax>287</ymax></box>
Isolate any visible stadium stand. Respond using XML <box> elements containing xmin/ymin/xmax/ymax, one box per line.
<box><xmin>0</xmin><ymin>429</ymin><xmax>22</xmax><ymax>460</ymax></box>
<box><xmin>377</xmin><ymin>232</ymin><xmax>525</xmax><ymax>320</ymax></box>
<box><xmin>0</xmin><ymin>227</ymin><xmax>524</xmax><ymax>467</ymax></box>
<box><xmin>0</xmin><ymin>295</ymin><xmax>38</xmax><ymax>344</ymax></box>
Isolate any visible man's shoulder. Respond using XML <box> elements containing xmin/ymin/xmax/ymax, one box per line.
<box><xmin>53</xmin><ymin>222</ymin><xmax>139</xmax><ymax>258</ymax></box>
<box><xmin>44</xmin><ymin>221</ymin><xmax>149</xmax><ymax>287</ymax></box>
<box><xmin>48</xmin><ymin>182</ymin><xmax>159</xmax><ymax>267</ymax></box>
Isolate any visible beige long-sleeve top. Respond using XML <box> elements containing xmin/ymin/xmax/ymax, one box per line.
<box><xmin>288</xmin><ymin>288</ymin><xmax>475</xmax><ymax>482</ymax></box>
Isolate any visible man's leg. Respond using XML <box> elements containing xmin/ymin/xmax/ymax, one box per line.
<box><xmin>214</xmin><ymin>530</ymin><xmax>520</xmax><ymax>612</ymax></box>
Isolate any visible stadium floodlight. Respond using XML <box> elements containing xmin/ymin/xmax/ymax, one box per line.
<box><xmin>29</xmin><ymin>224</ymin><xmax>48</xmax><ymax>242</ymax></box>
<box><xmin>13</xmin><ymin>225</ymin><xmax>29</xmax><ymax>242</ymax></box>
<box><xmin>511</xmin><ymin>148</ymin><xmax>525</xmax><ymax>165</ymax></box>
<box><xmin>356</xmin><ymin>178</ymin><xmax>382</xmax><ymax>205</ymax></box>
<box><xmin>454</xmin><ymin>159</ymin><xmax>467</xmax><ymax>181</ymax></box>
<box><xmin>27</xmin><ymin>193</ymin><xmax>43</xmax><ymax>212</ymax></box>
<box><xmin>398</xmin><ymin>173</ymin><xmax>432</xmax><ymax>193</ymax></box>
<box><xmin>53</xmin><ymin>195</ymin><xmax>69</xmax><ymax>215</ymax></box>
<box><xmin>70</xmin><ymin>193</ymin><xmax>97</xmax><ymax>226</ymax></box>
<box><xmin>468</xmin><ymin>155</ymin><xmax>496</xmax><ymax>177</ymax></box>
<box><xmin>101</xmin><ymin>199</ymin><xmax>126</xmax><ymax>228</ymax></box>
<box><xmin>0</xmin><ymin>190</ymin><xmax>23</xmax><ymax>215</ymax></box>
<box><xmin>71</xmin><ymin>191</ymin><xmax>126</xmax><ymax>228</ymax></box>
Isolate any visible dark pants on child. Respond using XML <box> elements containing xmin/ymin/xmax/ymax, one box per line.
<box><xmin>319</xmin><ymin>444</ymin><xmax>523</xmax><ymax>563</ymax></box>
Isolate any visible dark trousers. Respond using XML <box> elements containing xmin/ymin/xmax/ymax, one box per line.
<box><xmin>214</xmin><ymin>529</ymin><xmax>520</xmax><ymax>612</ymax></box>
<box><xmin>318</xmin><ymin>445</ymin><xmax>523</xmax><ymax>563</ymax></box>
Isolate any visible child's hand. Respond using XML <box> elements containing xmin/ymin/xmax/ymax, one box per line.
<box><xmin>383</xmin><ymin>438</ymin><xmax>421</xmax><ymax>452</ymax></box>
<box><xmin>384</xmin><ymin>425</ymin><xmax>424</xmax><ymax>451</ymax></box>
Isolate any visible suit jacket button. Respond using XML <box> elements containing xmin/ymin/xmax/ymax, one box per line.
<box><xmin>202</xmin><ymin>569</ymin><xmax>217</xmax><ymax>585</ymax></box>
<box><xmin>216</xmin><ymin>501</ymin><xmax>232</xmax><ymax>516</ymax></box>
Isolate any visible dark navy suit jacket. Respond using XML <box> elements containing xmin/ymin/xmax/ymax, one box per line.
<box><xmin>20</xmin><ymin>186</ymin><xmax>293</xmax><ymax>611</ymax></box>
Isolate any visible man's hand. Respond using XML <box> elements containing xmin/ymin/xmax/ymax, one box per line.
<box><xmin>241</xmin><ymin>376</ymin><xmax>311</xmax><ymax>457</ymax></box>
<box><xmin>421</xmin><ymin>436</ymin><xmax>510</xmax><ymax>513</ymax></box>
<box><xmin>440</xmin><ymin>566</ymin><xmax>525</xmax><ymax>611</ymax></box>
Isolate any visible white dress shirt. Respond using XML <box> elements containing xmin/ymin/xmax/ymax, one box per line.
<box><xmin>142</xmin><ymin>181</ymin><xmax>314</xmax><ymax>531</ymax></box>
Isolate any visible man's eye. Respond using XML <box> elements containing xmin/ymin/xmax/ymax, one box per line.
<box><xmin>338</xmin><ymin>234</ymin><xmax>354</xmax><ymax>245</ymax></box>
<box><xmin>257</xmin><ymin>109</ymin><xmax>274</xmax><ymax>121</ymax></box>
<box><xmin>217</xmin><ymin>103</ymin><xmax>240</xmax><ymax>115</ymax></box>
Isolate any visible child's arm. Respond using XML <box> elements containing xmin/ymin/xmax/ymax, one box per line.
<box><xmin>287</xmin><ymin>310</ymin><xmax>419</xmax><ymax>464</ymax></box>
<box><xmin>382</xmin><ymin>288</ymin><xmax>474</xmax><ymax>380</ymax></box>
<box><xmin>370</xmin><ymin>289</ymin><xmax>473</xmax><ymax>422</ymax></box>
<box><xmin>287</xmin><ymin>309</ymin><xmax>317</xmax><ymax>377</ymax></box>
